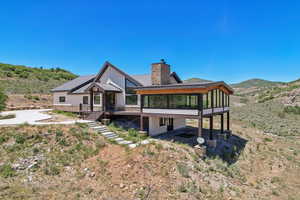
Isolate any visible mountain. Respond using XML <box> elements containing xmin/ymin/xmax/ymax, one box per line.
<box><xmin>0</xmin><ymin>63</ymin><xmax>77</xmax><ymax>94</ymax></box>
<box><xmin>184</xmin><ymin>77</ymin><xmax>212</xmax><ymax>83</ymax></box>
<box><xmin>231</xmin><ymin>78</ymin><xmax>284</xmax><ymax>88</ymax></box>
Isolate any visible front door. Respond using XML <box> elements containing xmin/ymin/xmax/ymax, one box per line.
<box><xmin>105</xmin><ymin>92</ymin><xmax>116</xmax><ymax>111</ymax></box>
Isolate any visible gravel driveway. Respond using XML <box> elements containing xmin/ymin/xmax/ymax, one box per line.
<box><xmin>0</xmin><ymin>109</ymin><xmax>91</xmax><ymax>125</ymax></box>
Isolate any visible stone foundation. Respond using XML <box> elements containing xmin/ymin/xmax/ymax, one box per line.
<box><xmin>53</xmin><ymin>105</ymin><xmax>80</xmax><ymax>112</ymax></box>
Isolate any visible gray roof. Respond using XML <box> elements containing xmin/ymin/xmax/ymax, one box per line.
<box><xmin>51</xmin><ymin>63</ymin><xmax>182</xmax><ymax>93</ymax></box>
<box><xmin>130</xmin><ymin>73</ymin><xmax>181</xmax><ymax>86</ymax></box>
<box><xmin>51</xmin><ymin>75</ymin><xmax>95</xmax><ymax>92</ymax></box>
<box><xmin>131</xmin><ymin>74</ymin><xmax>152</xmax><ymax>86</ymax></box>
<box><xmin>72</xmin><ymin>82</ymin><xmax>93</xmax><ymax>94</ymax></box>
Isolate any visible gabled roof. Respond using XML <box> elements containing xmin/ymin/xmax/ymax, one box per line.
<box><xmin>51</xmin><ymin>75</ymin><xmax>95</xmax><ymax>92</ymax></box>
<box><xmin>93</xmin><ymin>61</ymin><xmax>143</xmax><ymax>86</ymax></box>
<box><xmin>51</xmin><ymin>61</ymin><xmax>183</xmax><ymax>94</ymax></box>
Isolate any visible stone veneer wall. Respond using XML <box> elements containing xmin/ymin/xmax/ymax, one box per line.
<box><xmin>151</xmin><ymin>62</ymin><xmax>170</xmax><ymax>85</ymax></box>
<box><xmin>53</xmin><ymin>105</ymin><xmax>80</xmax><ymax>112</ymax></box>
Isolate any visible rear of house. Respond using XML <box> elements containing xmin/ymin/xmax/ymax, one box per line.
<box><xmin>51</xmin><ymin>60</ymin><xmax>233</xmax><ymax>138</ymax></box>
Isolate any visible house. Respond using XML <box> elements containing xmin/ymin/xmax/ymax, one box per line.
<box><xmin>51</xmin><ymin>60</ymin><xmax>234</xmax><ymax>138</ymax></box>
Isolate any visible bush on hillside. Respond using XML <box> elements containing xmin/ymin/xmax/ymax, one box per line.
<box><xmin>283</xmin><ymin>106</ymin><xmax>300</xmax><ymax>115</ymax></box>
<box><xmin>0</xmin><ymin>88</ymin><xmax>7</xmax><ymax>111</ymax></box>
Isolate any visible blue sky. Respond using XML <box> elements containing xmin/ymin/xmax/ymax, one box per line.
<box><xmin>0</xmin><ymin>0</ymin><xmax>299</xmax><ymax>83</ymax></box>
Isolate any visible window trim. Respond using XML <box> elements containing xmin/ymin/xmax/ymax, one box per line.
<box><xmin>125</xmin><ymin>78</ymin><xmax>138</xmax><ymax>105</ymax></box>
<box><xmin>59</xmin><ymin>96</ymin><xmax>66</xmax><ymax>103</ymax></box>
<box><xmin>82</xmin><ymin>96</ymin><xmax>89</xmax><ymax>105</ymax></box>
<box><xmin>125</xmin><ymin>94</ymin><xmax>138</xmax><ymax>105</ymax></box>
<box><xmin>94</xmin><ymin>94</ymin><xmax>101</xmax><ymax>105</ymax></box>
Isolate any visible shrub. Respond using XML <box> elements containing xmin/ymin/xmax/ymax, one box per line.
<box><xmin>14</xmin><ymin>134</ymin><xmax>26</xmax><ymax>144</ymax></box>
<box><xmin>177</xmin><ymin>163</ymin><xmax>190</xmax><ymax>178</ymax></box>
<box><xmin>240</xmin><ymin>97</ymin><xmax>249</xmax><ymax>104</ymax></box>
<box><xmin>44</xmin><ymin>165</ymin><xmax>60</xmax><ymax>176</ymax></box>
<box><xmin>0</xmin><ymin>88</ymin><xmax>7</xmax><ymax>111</ymax></box>
<box><xmin>264</xmin><ymin>138</ymin><xmax>273</xmax><ymax>142</ymax></box>
<box><xmin>0</xmin><ymin>114</ymin><xmax>16</xmax><ymax>120</ymax></box>
<box><xmin>283</xmin><ymin>106</ymin><xmax>300</xmax><ymax>115</ymax></box>
<box><xmin>0</xmin><ymin>164</ymin><xmax>16</xmax><ymax>178</ymax></box>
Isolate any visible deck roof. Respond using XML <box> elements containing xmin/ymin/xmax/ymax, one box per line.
<box><xmin>135</xmin><ymin>81</ymin><xmax>234</xmax><ymax>94</ymax></box>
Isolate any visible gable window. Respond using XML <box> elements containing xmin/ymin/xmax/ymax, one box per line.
<box><xmin>83</xmin><ymin>96</ymin><xmax>89</xmax><ymax>105</ymax></box>
<box><xmin>59</xmin><ymin>96</ymin><xmax>66</xmax><ymax>103</ymax></box>
<box><xmin>94</xmin><ymin>95</ymin><xmax>101</xmax><ymax>105</ymax></box>
<box><xmin>125</xmin><ymin>79</ymin><xmax>138</xmax><ymax>105</ymax></box>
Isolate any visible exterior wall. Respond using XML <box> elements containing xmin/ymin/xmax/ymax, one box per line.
<box><xmin>99</xmin><ymin>66</ymin><xmax>125</xmax><ymax>108</ymax></box>
<box><xmin>148</xmin><ymin>116</ymin><xmax>186</xmax><ymax>136</ymax></box>
<box><xmin>98</xmin><ymin>66</ymin><xmax>140</xmax><ymax>109</ymax></box>
<box><xmin>53</xmin><ymin>92</ymin><xmax>103</xmax><ymax>112</ymax></box>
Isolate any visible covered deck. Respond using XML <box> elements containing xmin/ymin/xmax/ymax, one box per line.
<box><xmin>135</xmin><ymin>81</ymin><xmax>234</xmax><ymax>142</ymax></box>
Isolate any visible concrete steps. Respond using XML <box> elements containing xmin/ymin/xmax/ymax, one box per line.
<box><xmin>87</xmin><ymin>122</ymin><xmax>151</xmax><ymax>149</ymax></box>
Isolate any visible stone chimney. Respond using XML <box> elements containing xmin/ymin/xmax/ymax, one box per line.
<box><xmin>151</xmin><ymin>59</ymin><xmax>170</xmax><ymax>85</ymax></box>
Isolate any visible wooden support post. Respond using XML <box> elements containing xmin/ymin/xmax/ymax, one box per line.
<box><xmin>221</xmin><ymin>114</ymin><xmax>224</xmax><ymax>134</ymax></box>
<box><xmin>209</xmin><ymin>115</ymin><xmax>213</xmax><ymax>140</ymax></box>
<box><xmin>90</xmin><ymin>90</ymin><xmax>94</xmax><ymax>112</ymax></box>
<box><xmin>227</xmin><ymin>111</ymin><xmax>230</xmax><ymax>131</ymax></box>
<box><xmin>198</xmin><ymin>115</ymin><xmax>203</xmax><ymax>137</ymax></box>
<box><xmin>140</xmin><ymin>115</ymin><xmax>144</xmax><ymax>131</ymax></box>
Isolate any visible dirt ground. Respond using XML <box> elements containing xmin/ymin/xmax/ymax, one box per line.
<box><xmin>5</xmin><ymin>94</ymin><xmax>52</xmax><ymax>111</ymax></box>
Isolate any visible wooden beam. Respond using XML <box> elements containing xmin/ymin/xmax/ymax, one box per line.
<box><xmin>136</xmin><ymin>84</ymin><xmax>233</xmax><ymax>95</ymax></box>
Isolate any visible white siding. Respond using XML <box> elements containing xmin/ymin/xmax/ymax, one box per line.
<box><xmin>53</xmin><ymin>92</ymin><xmax>88</xmax><ymax>106</ymax></box>
<box><xmin>99</xmin><ymin>66</ymin><xmax>125</xmax><ymax>107</ymax></box>
<box><xmin>148</xmin><ymin>117</ymin><xmax>186</xmax><ymax>136</ymax></box>
<box><xmin>98</xmin><ymin>66</ymin><xmax>140</xmax><ymax>108</ymax></box>
<box><xmin>53</xmin><ymin>92</ymin><xmax>101</xmax><ymax>107</ymax></box>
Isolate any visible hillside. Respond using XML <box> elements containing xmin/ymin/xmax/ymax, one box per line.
<box><xmin>0</xmin><ymin>121</ymin><xmax>299</xmax><ymax>200</ymax></box>
<box><xmin>231</xmin><ymin>79</ymin><xmax>284</xmax><ymax>88</ymax></box>
<box><xmin>184</xmin><ymin>78</ymin><xmax>212</xmax><ymax>83</ymax></box>
<box><xmin>0</xmin><ymin>63</ymin><xmax>77</xmax><ymax>94</ymax></box>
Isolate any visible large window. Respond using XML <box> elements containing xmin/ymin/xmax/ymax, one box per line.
<box><xmin>94</xmin><ymin>95</ymin><xmax>101</xmax><ymax>105</ymax></box>
<box><xmin>59</xmin><ymin>96</ymin><xmax>66</xmax><ymax>103</ymax></box>
<box><xmin>203</xmin><ymin>93</ymin><xmax>208</xmax><ymax>109</ymax></box>
<box><xmin>143</xmin><ymin>94</ymin><xmax>199</xmax><ymax>109</ymax></box>
<box><xmin>83</xmin><ymin>96</ymin><xmax>89</xmax><ymax>104</ymax></box>
<box><xmin>203</xmin><ymin>90</ymin><xmax>228</xmax><ymax>109</ymax></box>
<box><xmin>125</xmin><ymin>79</ymin><xmax>138</xmax><ymax>105</ymax></box>
<box><xmin>207</xmin><ymin>91</ymin><xmax>212</xmax><ymax>108</ymax></box>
